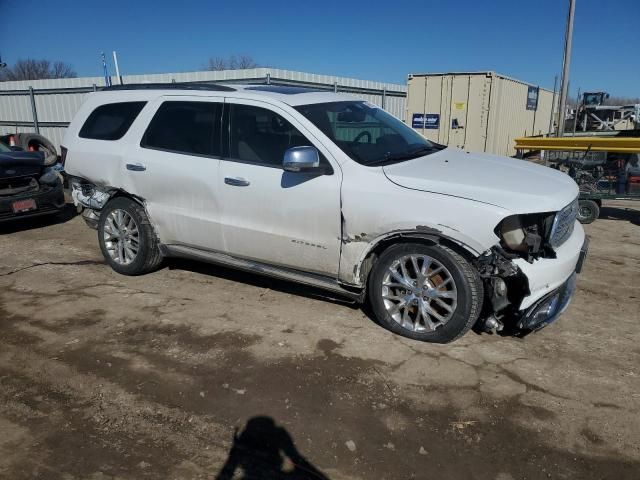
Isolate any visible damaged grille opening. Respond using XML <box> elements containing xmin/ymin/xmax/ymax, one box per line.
<box><xmin>495</xmin><ymin>212</ymin><xmax>557</xmax><ymax>263</ymax></box>
<box><xmin>0</xmin><ymin>176</ymin><xmax>39</xmax><ymax>196</ymax></box>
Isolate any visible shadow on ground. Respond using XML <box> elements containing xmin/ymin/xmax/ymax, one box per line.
<box><xmin>598</xmin><ymin>206</ymin><xmax>640</xmax><ymax>225</ymax></box>
<box><xmin>167</xmin><ymin>258</ymin><xmax>361</xmax><ymax>309</ymax></box>
<box><xmin>215</xmin><ymin>416</ymin><xmax>330</xmax><ymax>480</ymax></box>
<box><xmin>166</xmin><ymin>259</ymin><xmax>527</xmax><ymax>342</ymax></box>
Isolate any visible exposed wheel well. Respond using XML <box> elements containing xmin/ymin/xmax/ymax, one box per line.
<box><xmin>109</xmin><ymin>189</ymin><xmax>146</xmax><ymax>207</ymax></box>
<box><xmin>357</xmin><ymin>233</ymin><xmax>479</xmax><ymax>286</ymax></box>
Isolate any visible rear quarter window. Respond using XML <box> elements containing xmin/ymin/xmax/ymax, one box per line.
<box><xmin>79</xmin><ymin>101</ymin><xmax>146</xmax><ymax>140</ymax></box>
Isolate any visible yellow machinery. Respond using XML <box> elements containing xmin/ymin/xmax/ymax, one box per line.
<box><xmin>514</xmin><ymin>135</ymin><xmax>640</xmax><ymax>224</ymax></box>
<box><xmin>514</xmin><ymin>136</ymin><xmax>640</xmax><ymax>154</ymax></box>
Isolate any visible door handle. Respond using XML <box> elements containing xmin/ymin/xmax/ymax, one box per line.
<box><xmin>224</xmin><ymin>177</ymin><xmax>250</xmax><ymax>187</ymax></box>
<box><xmin>126</xmin><ymin>163</ymin><xmax>146</xmax><ymax>172</ymax></box>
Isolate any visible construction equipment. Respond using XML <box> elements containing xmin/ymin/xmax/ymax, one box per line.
<box><xmin>567</xmin><ymin>91</ymin><xmax>639</xmax><ymax>132</ymax></box>
<box><xmin>514</xmin><ymin>135</ymin><xmax>640</xmax><ymax>224</ymax></box>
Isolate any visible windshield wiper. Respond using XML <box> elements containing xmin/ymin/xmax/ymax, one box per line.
<box><xmin>367</xmin><ymin>146</ymin><xmax>443</xmax><ymax>166</ymax></box>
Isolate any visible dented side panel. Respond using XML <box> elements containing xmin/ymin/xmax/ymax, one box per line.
<box><xmin>338</xmin><ymin>161</ymin><xmax>511</xmax><ymax>285</ymax></box>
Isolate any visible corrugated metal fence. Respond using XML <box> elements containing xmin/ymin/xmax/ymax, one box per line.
<box><xmin>0</xmin><ymin>68</ymin><xmax>406</xmax><ymax>150</ymax></box>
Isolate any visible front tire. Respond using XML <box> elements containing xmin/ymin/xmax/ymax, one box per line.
<box><xmin>368</xmin><ymin>243</ymin><xmax>483</xmax><ymax>343</ymax></box>
<box><xmin>98</xmin><ymin>197</ymin><xmax>163</xmax><ymax>275</ymax></box>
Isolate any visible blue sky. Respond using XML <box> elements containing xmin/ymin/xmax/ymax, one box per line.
<box><xmin>1</xmin><ymin>0</ymin><xmax>638</xmax><ymax>96</ymax></box>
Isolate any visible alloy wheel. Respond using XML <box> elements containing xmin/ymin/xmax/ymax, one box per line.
<box><xmin>103</xmin><ymin>209</ymin><xmax>140</xmax><ymax>265</ymax></box>
<box><xmin>381</xmin><ymin>254</ymin><xmax>457</xmax><ymax>332</ymax></box>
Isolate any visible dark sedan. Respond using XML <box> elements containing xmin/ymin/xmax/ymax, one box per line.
<box><xmin>0</xmin><ymin>141</ymin><xmax>65</xmax><ymax>222</ymax></box>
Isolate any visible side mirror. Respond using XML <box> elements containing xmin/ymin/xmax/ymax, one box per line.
<box><xmin>283</xmin><ymin>146</ymin><xmax>320</xmax><ymax>172</ymax></box>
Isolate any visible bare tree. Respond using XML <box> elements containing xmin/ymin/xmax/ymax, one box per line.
<box><xmin>0</xmin><ymin>58</ymin><xmax>77</xmax><ymax>81</ymax></box>
<box><xmin>204</xmin><ymin>54</ymin><xmax>259</xmax><ymax>71</ymax></box>
<box><xmin>206</xmin><ymin>57</ymin><xmax>228</xmax><ymax>71</ymax></box>
<box><xmin>51</xmin><ymin>61</ymin><xmax>77</xmax><ymax>79</ymax></box>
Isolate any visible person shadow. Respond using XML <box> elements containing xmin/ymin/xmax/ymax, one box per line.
<box><xmin>215</xmin><ymin>416</ymin><xmax>331</xmax><ymax>480</ymax></box>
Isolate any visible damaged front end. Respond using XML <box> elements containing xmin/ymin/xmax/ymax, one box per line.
<box><xmin>0</xmin><ymin>149</ymin><xmax>65</xmax><ymax>221</ymax></box>
<box><xmin>475</xmin><ymin>199</ymin><xmax>583</xmax><ymax>336</ymax></box>
<box><xmin>69</xmin><ymin>178</ymin><xmax>112</xmax><ymax>229</ymax></box>
<box><xmin>474</xmin><ymin>246</ymin><xmax>530</xmax><ymax>333</ymax></box>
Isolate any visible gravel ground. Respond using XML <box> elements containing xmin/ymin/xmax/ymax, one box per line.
<box><xmin>0</xmin><ymin>201</ymin><xmax>639</xmax><ymax>480</ymax></box>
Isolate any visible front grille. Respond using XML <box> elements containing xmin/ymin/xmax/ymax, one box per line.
<box><xmin>0</xmin><ymin>176</ymin><xmax>39</xmax><ymax>196</ymax></box>
<box><xmin>549</xmin><ymin>198</ymin><xmax>578</xmax><ymax>249</ymax></box>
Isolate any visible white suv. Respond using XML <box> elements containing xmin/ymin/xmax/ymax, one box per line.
<box><xmin>62</xmin><ymin>83</ymin><xmax>588</xmax><ymax>343</ymax></box>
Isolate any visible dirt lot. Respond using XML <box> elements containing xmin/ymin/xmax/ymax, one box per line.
<box><xmin>1</xmin><ymin>201</ymin><xmax>639</xmax><ymax>480</ymax></box>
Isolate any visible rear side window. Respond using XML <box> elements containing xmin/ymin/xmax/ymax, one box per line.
<box><xmin>79</xmin><ymin>102</ymin><xmax>146</xmax><ymax>140</ymax></box>
<box><xmin>141</xmin><ymin>101</ymin><xmax>222</xmax><ymax>156</ymax></box>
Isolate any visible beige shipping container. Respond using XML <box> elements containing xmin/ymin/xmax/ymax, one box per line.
<box><xmin>406</xmin><ymin>72</ymin><xmax>554</xmax><ymax>156</ymax></box>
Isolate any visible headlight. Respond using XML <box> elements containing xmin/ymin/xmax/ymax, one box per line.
<box><xmin>500</xmin><ymin>216</ymin><xmax>527</xmax><ymax>252</ymax></box>
<box><xmin>496</xmin><ymin>213</ymin><xmax>552</xmax><ymax>260</ymax></box>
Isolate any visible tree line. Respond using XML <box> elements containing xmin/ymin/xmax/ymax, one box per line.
<box><xmin>0</xmin><ymin>55</ymin><xmax>261</xmax><ymax>82</ymax></box>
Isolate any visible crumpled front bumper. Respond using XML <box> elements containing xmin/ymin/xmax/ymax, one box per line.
<box><xmin>514</xmin><ymin>228</ymin><xmax>589</xmax><ymax>333</ymax></box>
<box><xmin>513</xmin><ymin>221</ymin><xmax>586</xmax><ymax>310</ymax></box>
<box><xmin>516</xmin><ymin>271</ymin><xmax>577</xmax><ymax>332</ymax></box>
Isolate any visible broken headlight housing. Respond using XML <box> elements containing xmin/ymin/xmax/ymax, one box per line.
<box><xmin>496</xmin><ymin>212</ymin><xmax>556</xmax><ymax>262</ymax></box>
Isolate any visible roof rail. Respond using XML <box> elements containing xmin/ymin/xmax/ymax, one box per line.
<box><xmin>102</xmin><ymin>82</ymin><xmax>236</xmax><ymax>92</ymax></box>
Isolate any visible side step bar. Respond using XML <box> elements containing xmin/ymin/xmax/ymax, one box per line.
<box><xmin>162</xmin><ymin>244</ymin><xmax>364</xmax><ymax>302</ymax></box>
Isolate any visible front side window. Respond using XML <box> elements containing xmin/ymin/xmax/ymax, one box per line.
<box><xmin>142</xmin><ymin>101</ymin><xmax>221</xmax><ymax>156</ymax></box>
<box><xmin>295</xmin><ymin>101</ymin><xmax>444</xmax><ymax>166</ymax></box>
<box><xmin>79</xmin><ymin>102</ymin><xmax>146</xmax><ymax>140</ymax></box>
<box><xmin>229</xmin><ymin>104</ymin><xmax>312</xmax><ymax>167</ymax></box>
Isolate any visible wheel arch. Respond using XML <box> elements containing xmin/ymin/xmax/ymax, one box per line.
<box><xmin>351</xmin><ymin>230</ymin><xmax>482</xmax><ymax>288</ymax></box>
<box><xmin>108</xmin><ymin>188</ymin><xmax>147</xmax><ymax>208</ymax></box>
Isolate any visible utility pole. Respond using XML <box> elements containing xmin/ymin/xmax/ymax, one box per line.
<box><xmin>101</xmin><ymin>52</ymin><xmax>111</xmax><ymax>87</ymax></box>
<box><xmin>112</xmin><ymin>51</ymin><xmax>123</xmax><ymax>85</ymax></box>
<box><xmin>548</xmin><ymin>75</ymin><xmax>558</xmax><ymax>136</ymax></box>
<box><xmin>558</xmin><ymin>0</ymin><xmax>576</xmax><ymax>136</ymax></box>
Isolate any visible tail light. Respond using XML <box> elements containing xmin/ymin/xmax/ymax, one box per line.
<box><xmin>60</xmin><ymin>145</ymin><xmax>68</xmax><ymax>167</ymax></box>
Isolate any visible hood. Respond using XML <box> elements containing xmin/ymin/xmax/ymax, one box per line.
<box><xmin>0</xmin><ymin>150</ymin><xmax>46</xmax><ymax>180</ymax></box>
<box><xmin>383</xmin><ymin>148</ymin><xmax>578</xmax><ymax>214</ymax></box>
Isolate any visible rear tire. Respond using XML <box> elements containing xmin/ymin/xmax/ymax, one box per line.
<box><xmin>98</xmin><ymin>197</ymin><xmax>163</xmax><ymax>275</ymax></box>
<box><xmin>577</xmin><ymin>199</ymin><xmax>599</xmax><ymax>224</ymax></box>
<box><xmin>367</xmin><ymin>243</ymin><xmax>483</xmax><ymax>343</ymax></box>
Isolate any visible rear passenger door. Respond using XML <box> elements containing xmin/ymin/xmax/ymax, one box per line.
<box><xmin>219</xmin><ymin>98</ymin><xmax>342</xmax><ymax>276</ymax></box>
<box><xmin>123</xmin><ymin>96</ymin><xmax>225</xmax><ymax>250</ymax></box>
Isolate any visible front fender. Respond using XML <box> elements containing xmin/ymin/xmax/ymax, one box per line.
<box><xmin>337</xmin><ymin>163</ymin><xmax>511</xmax><ymax>286</ymax></box>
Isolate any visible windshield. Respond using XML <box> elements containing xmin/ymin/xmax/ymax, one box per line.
<box><xmin>295</xmin><ymin>101</ymin><xmax>445</xmax><ymax>166</ymax></box>
<box><xmin>0</xmin><ymin>141</ymin><xmax>10</xmax><ymax>153</ymax></box>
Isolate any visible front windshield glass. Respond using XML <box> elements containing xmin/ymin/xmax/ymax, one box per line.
<box><xmin>0</xmin><ymin>141</ymin><xmax>10</xmax><ymax>152</ymax></box>
<box><xmin>295</xmin><ymin>101</ymin><xmax>445</xmax><ymax>166</ymax></box>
